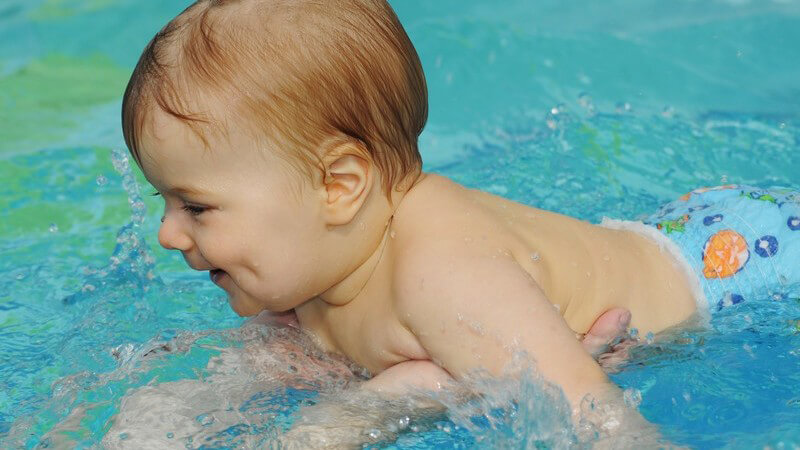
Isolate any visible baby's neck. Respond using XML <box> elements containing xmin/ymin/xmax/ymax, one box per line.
<box><xmin>293</xmin><ymin>172</ymin><xmax>428</xmax><ymax>353</ymax></box>
<box><xmin>312</xmin><ymin>172</ymin><xmax>426</xmax><ymax>307</ymax></box>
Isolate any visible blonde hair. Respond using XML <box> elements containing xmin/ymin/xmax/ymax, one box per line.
<box><xmin>122</xmin><ymin>0</ymin><xmax>427</xmax><ymax>194</ymax></box>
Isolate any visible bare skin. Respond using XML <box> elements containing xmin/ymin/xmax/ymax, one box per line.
<box><xmin>257</xmin><ymin>304</ymin><xmax>633</xmax><ymax>361</ymax></box>
<box><xmin>294</xmin><ymin>173</ymin><xmax>696</xmax><ymax>403</ymax></box>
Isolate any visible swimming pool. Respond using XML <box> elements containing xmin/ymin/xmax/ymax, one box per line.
<box><xmin>2</xmin><ymin>0</ymin><xmax>800</xmax><ymax>447</ymax></box>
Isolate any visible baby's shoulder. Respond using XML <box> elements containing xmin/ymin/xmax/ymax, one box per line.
<box><xmin>388</xmin><ymin>215</ymin><xmax>518</xmax><ymax>312</ymax></box>
<box><xmin>392</xmin><ymin>174</ymin><xmax>494</xmax><ymax>238</ymax></box>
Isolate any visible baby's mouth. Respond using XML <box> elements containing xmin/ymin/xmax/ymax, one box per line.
<box><xmin>210</xmin><ymin>269</ymin><xmax>227</xmax><ymax>285</ymax></box>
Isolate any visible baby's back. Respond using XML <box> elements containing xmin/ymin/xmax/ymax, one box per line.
<box><xmin>397</xmin><ymin>174</ymin><xmax>697</xmax><ymax>335</ymax></box>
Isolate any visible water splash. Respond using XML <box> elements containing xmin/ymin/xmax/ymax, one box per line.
<box><xmin>111</xmin><ymin>147</ymin><xmax>147</xmax><ymax>226</ymax></box>
<box><xmin>441</xmin><ymin>363</ymin><xmax>578</xmax><ymax>449</ymax></box>
<box><xmin>62</xmin><ymin>148</ymin><xmax>158</xmax><ymax>305</ymax></box>
<box><xmin>8</xmin><ymin>322</ymin><xmax>360</xmax><ymax>448</ymax></box>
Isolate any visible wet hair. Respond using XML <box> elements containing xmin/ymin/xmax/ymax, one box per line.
<box><xmin>121</xmin><ymin>0</ymin><xmax>427</xmax><ymax>194</ymax></box>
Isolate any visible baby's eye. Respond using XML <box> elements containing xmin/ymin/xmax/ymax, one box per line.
<box><xmin>182</xmin><ymin>204</ymin><xmax>208</xmax><ymax>216</ymax></box>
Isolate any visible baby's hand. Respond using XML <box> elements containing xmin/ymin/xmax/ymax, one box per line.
<box><xmin>580</xmin><ymin>307</ymin><xmax>631</xmax><ymax>359</ymax></box>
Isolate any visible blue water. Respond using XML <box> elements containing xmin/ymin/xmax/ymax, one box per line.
<box><xmin>2</xmin><ymin>0</ymin><xmax>800</xmax><ymax>448</ymax></box>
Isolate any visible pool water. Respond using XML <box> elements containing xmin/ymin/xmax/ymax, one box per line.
<box><xmin>2</xmin><ymin>0</ymin><xmax>800</xmax><ymax>448</ymax></box>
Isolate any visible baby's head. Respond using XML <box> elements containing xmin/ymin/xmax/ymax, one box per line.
<box><xmin>123</xmin><ymin>0</ymin><xmax>427</xmax><ymax>194</ymax></box>
<box><xmin>122</xmin><ymin>0</ymin><xmax>428</xmax><ymax>315</ymax></box>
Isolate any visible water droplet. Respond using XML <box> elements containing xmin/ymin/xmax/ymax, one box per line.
<box><xmin>366</xmin><ymin>429</ymin><xmax>381</xmax><ymax>440</ymax></box>
<box><xmin>577</xmin><ymin>92</ymin><xmax>595</xmax><ymax>114</ymax></box>
<box><xmin>629</xmin><ymin>328</ymin><xmax>639</xmax><ymax>340</ymax></box>
<box><xmin>15</xmin><ymin>273</ymin><xmax>25</xmax><ymax>280</ymax></box>
<box><xmin>398</xmin><ymin>416</ymin><xmax>410</xmax><ymax>429</ymax></box>
<box><xmin>615</xmin><ymin>102</ymin><xmax>632</xmax><ymax>113</ymax></box>
<box><xmin>389</xmin><ymin>230</ymin><xmax>396</xmax><ymax>239</ymax></box>
<box><xmin>464</xmin><ymin>237</ymin><xmax>473</xmax><ymax>243</ymax></box>
<box><xmin>682</xmin><ymin>391</ymin><xmax>692</xmax><ymax>402</ymax></box>
<box><xmin>645</xmin><ymin>332</ymin><xmax>655</xmax><ymax>345</ymax></box>
<box><xmin>166</xmin><ymin>432</ymin><xmax>174</xmax><ymax>439</ymax></box>
<box><xmin>468</xmin><ymin>321</ymin><xmax>485</xmax><ymax>336</ymax></box>
<box><xmin>119</xmin><ymin>433</ymin><xmax>129</xmax><ymax>441</ymax></box>
<box><xmin>602</xmin><ymin>255</ymin><xmax>610</xmax><ymax>261</ymax></box>
<box><xmin>585</xmin><ymin>271</ymin><xmax>591</xmax><ymax>278</ymax></box>
<box><xmin>196</xmin><ymin>413</ymin><xmax>215</xmax><ymax>427</ymax></box>
<box><xmin>530</xmin><ymin>252</ymin><xmax>540</xmax><ymax>261</ymax></box>
<box><xmin>623</xmin><ymin>388</ymin><xmax>642</xmax><ymax>407</ymax></box>
<box><xmin>96</xmin><ymin>174</ymin><xmax>108</xmax><ymax>186</ymax></box>
<box><xmin>49</xmin><ymin>223</ymin><xmax>58</xmax><ymax>233</ymax></box>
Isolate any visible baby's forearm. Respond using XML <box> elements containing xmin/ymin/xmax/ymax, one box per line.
<box><xmin>278</xmin><ymin>387</ymin><xmax>446</xmax><ymax>448</ymax></box>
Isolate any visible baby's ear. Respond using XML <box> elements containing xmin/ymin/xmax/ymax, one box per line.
<box><xmin>320</xmin><ymin>143</ymin><xmax>373</xmax><ymax>226</ymax></box>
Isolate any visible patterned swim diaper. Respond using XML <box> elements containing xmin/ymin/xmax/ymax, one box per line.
<box><xmin>632</xmin><ymin>185</ymin><xmax>800</xmax><ymax>312</ymax></box>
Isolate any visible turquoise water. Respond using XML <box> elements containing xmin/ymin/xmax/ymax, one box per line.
<box><xmin>2</xmin><ymin>0</ymin><xmax>800</xmax><ymax>447</ymax></box>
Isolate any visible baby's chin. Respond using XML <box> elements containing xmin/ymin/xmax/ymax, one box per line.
<box><xmin>225</xmin><ymin>292</ymin><xmax>264</xmax><ymax>317</ymax></box>
<box><xmin>226</xmin><ymin>291</ymin><xmax>295</xmax><ymax>317</ymax></box>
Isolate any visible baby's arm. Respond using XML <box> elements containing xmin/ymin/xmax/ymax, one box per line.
<box><xmin>281</xmin><ymin>361</ymin><xmax>453</xmax><ymax>448</ymax></box>
<box><xmin>393</xmin><ymin>244</ymin><xmax>659</xmax><ymax>443</ymax></box>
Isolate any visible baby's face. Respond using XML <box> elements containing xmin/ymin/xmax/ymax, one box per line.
<box><xmin>138</xmin><ymin>109</ymin><xmax>329</xmax><ymax>315</ymax></box>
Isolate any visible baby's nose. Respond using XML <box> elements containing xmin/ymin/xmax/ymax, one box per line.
<box><xmin>157</xmin><ymin>215</ymin><xmax>193</xmax><ymax>251</ymax></box>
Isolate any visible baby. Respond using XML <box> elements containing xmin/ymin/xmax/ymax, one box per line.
<box><xmin>121</xmin><ymin>0</ymin><xmax>800</xmax><ymax>444</ymax></box>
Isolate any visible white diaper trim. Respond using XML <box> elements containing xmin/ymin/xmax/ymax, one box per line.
<box><xmin>598</xmin><ymin>218</ymin><xmax>710</xmax><ymax>319</ymax></box>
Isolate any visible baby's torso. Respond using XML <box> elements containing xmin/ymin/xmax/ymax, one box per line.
<box><xmin>300</xmin><ymin>174</ymin><xmax>698</xmax><ymax>374</ymax></box>
<box><xmin>393</xmin><ymin>174</ymin><xmax>697</xmax><ymax>335</ymax></box>
<box><xmin>465</xmin><ymin>181</ymin><xmax>697</xmax><ymax>335</ymax></box>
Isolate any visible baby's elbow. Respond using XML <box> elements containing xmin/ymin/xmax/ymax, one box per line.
<box><xmin>363</xmin><ymin>360</ymin><xmax>454</xmax><ymax>395</ymax></box>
